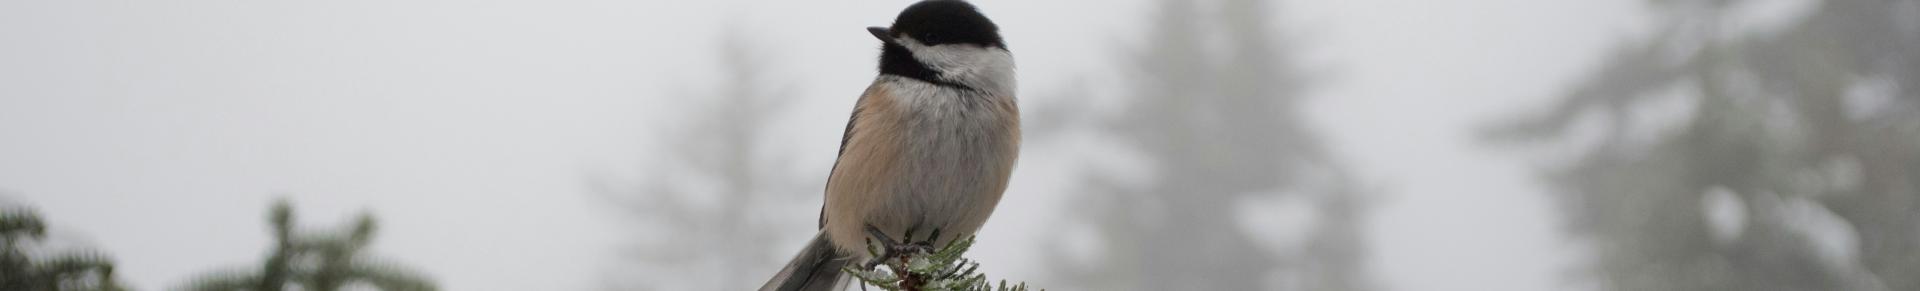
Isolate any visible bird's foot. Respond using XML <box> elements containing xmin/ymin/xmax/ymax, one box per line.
<box><xmin>861</xmin><ymin>225</ymin><xmax>939</xmax><ymax>269</ymax></box>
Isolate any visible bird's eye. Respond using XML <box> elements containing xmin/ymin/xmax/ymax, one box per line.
<box><xmin>920</xmin><ymin>33</ymin><xmax>941</xmax><ymax>44</ymax></box>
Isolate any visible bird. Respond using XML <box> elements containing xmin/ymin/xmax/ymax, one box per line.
<box><xmin>759</xmin><ymin>1</ymin><xmax>1018</xmax><ymax>290</ymax></box>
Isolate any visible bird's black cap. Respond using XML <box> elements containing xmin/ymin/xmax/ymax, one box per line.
<box><xmin>874</xmin><ymin>0</ymin><xmax>1005</xmax><ymax>49</ymax></box>
<box><xmin>871</xmin><ymin>0</ymin><xmax>1004</xmax><ymax>89</ymax></box>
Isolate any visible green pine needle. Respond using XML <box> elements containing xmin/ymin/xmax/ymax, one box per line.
<box><xmin>842</xmin><ymin>236</ymin><xmax>1040</xmax><ymax>291</ymax></box>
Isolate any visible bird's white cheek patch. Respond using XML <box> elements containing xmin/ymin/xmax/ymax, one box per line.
<box><xmin>895</xmin><ymin>38</ymin><xmax>1017</xmax><ymax>96</ymax></box>
<box><xmin>898</xmin><ymin>39</ymin><xmax>977</xmax><ymax>69</ymax></box>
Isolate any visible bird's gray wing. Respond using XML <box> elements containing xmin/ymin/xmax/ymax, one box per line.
<box><xmin>819</xmin><ymin>89</ymin><xmax>869</xmax><ymax>228</ymax></box>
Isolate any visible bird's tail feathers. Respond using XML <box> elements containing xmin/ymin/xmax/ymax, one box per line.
<box><xmin>759</xmin><ymin>231</ymin><xmax>852</xmax><ymax>291</ymax></box>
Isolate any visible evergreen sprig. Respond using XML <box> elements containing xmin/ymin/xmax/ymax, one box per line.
<box><xmin>843</xmin><ymin>236</ymin><xmax>1038</xmax><ymax>291</ymax></box>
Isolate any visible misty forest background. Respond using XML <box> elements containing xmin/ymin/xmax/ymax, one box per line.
<box><xmin>3</xmin><ymin>0</ymin><xmax>1917</xmax><ymax>290</ymax></box>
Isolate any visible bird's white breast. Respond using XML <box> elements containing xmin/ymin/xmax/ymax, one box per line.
<box><xmin>834</xmin><ymin>77</ymin><xmax>1020</xmax><ymax>253</ymax></box>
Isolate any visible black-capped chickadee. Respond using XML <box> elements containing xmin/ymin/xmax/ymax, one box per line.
<box><xmin>759</xmin><ymin>1</ymin><xmax>1018</xmax><ymax>290</ymax></box>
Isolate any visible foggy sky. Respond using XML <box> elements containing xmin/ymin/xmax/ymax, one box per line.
<box><xmin>3</xmin><ymin>0</ymin><xmax>1651</xmax><ymax>290</ymax></box>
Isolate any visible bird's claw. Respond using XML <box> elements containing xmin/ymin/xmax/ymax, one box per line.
<box><xmin>861</xmin><ymin>225</ymin><xmax>940</xmax><ymax>269</ymax></box>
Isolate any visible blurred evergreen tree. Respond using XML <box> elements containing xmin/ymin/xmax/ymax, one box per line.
<box><xmin>1045</xmin><ymin>0</ymin><xmax>1376</xmax><ymax>289</ymax></box>
<box><xmin>588</xmin><ymin>32</ymin><xmax>808</xmax><ymax>290</ymax></box>
<box><xmin>180</xmin><ymin>200</ymin><xmax>436</xmax><ymax>291</ymax></box>
<box><xmin>1489</xmin><ymin>0</ymin><xmax>1919</xmax><ymax>290</ymax></box>
<box><xmin>0</xmin><ymin>207</ymin><xmax>125</xmax><ymax>291</ymax></box>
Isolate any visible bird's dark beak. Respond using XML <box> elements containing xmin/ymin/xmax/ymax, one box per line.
<box><xmin>867</xmin><ymin>26</ymin><xmax>894</xmax><ymax>43</ymax></box>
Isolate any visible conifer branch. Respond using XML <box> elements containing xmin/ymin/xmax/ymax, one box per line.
<box><xmin>842</xmin><ymin>236</ymin><xmax>1039</xmax><ymax>291</ymax></box>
